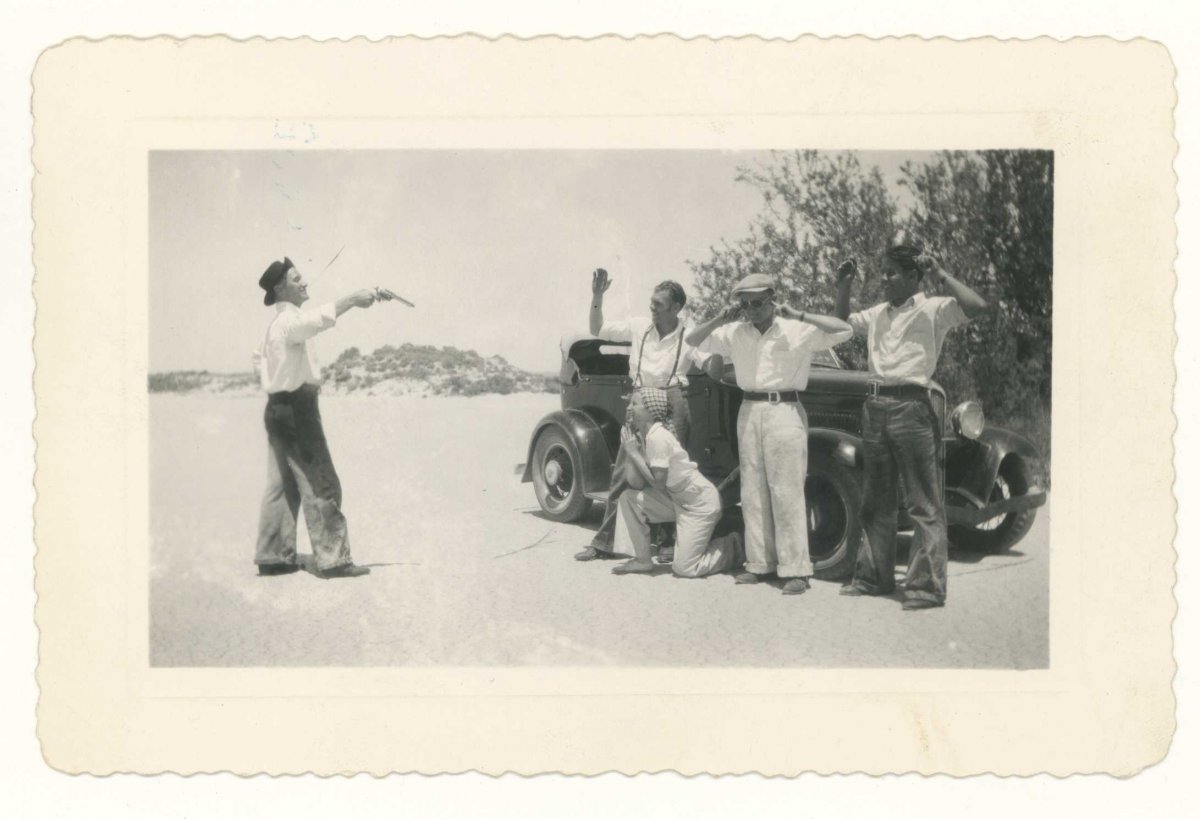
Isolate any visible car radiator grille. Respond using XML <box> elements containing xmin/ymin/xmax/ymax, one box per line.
<box><xmin>808</xmin><ymin>410</ymin><xmax>861</xmax><ymax>433</ymax></box>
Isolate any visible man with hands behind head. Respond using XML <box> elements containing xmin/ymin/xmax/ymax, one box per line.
<box><xmin>833</xmin><ymin>241</ymin><xmax>988</xmax><ymax>610</ymax></box>
<box><xmin>252</xmin><ymin>256</ymin><xmax>400</xmax><ymax>580</ymax></box>
<box><xmin>686</xmin><ymin>274</ymin><xmax>852</xmax><ymax>595</ymax></box>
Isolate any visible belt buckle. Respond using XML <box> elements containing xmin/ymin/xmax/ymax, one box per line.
<box><xmin>868</xmin><ymin>382</ymin><xmax>882</xmax><ymax>398</ymax></box>
<box><xmin>767</xmin><ymin>390</ymin><xmax>782</xmax><ymax>404</ymax></box>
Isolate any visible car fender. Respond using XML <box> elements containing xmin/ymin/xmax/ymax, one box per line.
<box><xmin>808</xmin><ymin>427</ymin><xmax>864</xmax><ymax>470</ymax></box>
<box><xmin>945</xmin><ymin>427</ymin><xmax>1042</xmax><ymax>507</ymax></box>
<box><xmin>521</xmin><ymin>409</ymin><xmax>615</xmax><ymax>496</ymax></box>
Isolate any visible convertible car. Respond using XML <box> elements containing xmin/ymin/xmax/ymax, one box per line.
<box><xmin>521</xmin><ymin>335</ymin><xmax>1047</xmax><ymax>579</ymax></box>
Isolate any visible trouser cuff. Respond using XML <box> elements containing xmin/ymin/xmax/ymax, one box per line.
<box><xmin>849</xmin><ymin>579</ymin><xmax>896</xmax><ymax>595</ymax></box>
<box><xmin>777</xmin><ymin>563</ymin><xmax>814</xmax><ymax>579</ymax></box>
<box><xmin>743</xmin><ymin>562</ymin><xmax>776</xmax><ymax>574</ymax></box>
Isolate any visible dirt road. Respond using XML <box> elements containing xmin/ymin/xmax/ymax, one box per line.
<box><xmin>150</xmin><ymin>393</ymin><xmax>1049</xmax><ymax>668</ymax></box>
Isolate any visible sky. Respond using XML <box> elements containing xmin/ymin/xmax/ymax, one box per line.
<box><xmin>149</xmin><ymin>150</ymin><xmax>929</xmax><ymax>374</ymax></box>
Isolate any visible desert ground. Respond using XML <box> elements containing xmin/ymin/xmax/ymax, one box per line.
<box><xmin>150</xmin><ymin>392</ymin><xmax>1049</xmax><ymax>668</ymax></box>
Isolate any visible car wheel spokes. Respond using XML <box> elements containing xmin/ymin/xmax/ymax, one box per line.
<box><xmin>542</xmin><ymin>444</ymin><xmax>574</xmax><ymax>508</ymax></box>
<box><xmin>976</xmin><ymin>476</ymin><xmax>1012</xmax><ymax>531</ymax></box>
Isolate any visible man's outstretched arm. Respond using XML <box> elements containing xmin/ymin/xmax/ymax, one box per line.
<box><xmin>334</xmin><ymin>288</ymin><xmax>378</xmax><ymax>317</ymax></box>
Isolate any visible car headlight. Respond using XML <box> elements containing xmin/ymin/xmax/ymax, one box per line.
<box><xmin>951</xmin><ymin>401</ymin><xmax>985</xmax><ymax>440</ymax></box>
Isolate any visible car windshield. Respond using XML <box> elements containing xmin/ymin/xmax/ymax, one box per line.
<box><xmin>565</xmin><ymin>337</ymin><xmax>844</xmax><ymax>375</ymax></box>
<box><xmin>812</xmin><ymin>348</ymin><xmax>842</xmax><ymax>369</ymax></box>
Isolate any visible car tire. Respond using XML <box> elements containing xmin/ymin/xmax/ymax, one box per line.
<box><xmin>806</xmin><ymin>449</ymin><xmax>863</xmax><ymax>581</ymax></box>
<box><xmin>531</xmin><ymin>426</ymin><xmax>593</xmax><ymax>523</ymax></box>
<box><xmin>949</xmin><ymin>456</ymin><xmax>1037</xmax><ymax>553</ymax></box>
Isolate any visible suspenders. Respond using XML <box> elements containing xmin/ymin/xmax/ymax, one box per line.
<box><xmin>632</xmin><ymin>320</ymin><xmax>686</xmax><ymax>388</ymax></box>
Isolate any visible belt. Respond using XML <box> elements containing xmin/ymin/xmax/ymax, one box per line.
<box><xmin>267</xmin><ymin>383</ymin><xmax>320</xmax><ymax>403</ymax></box>
<box><xmin>866</xmin><ymin>382</ymin><xmax>930</xmax><ymax>400</ymax></box>
<box><xmin>742</xmin><ymin>389</ymin><xmax>802</xmax><ymax>404</ymax></box>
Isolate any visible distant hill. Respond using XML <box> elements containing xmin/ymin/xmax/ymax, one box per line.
<box><xmin>149</xmin><ymin>343</ymin><xmax>559</xmax><ymax>397</ymax></box>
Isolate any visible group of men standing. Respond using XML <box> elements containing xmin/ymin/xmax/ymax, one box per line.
<box><xmin>587</xmin><ymin>240</ymin><xmax>987</xmax><ymax>610</ymax></box>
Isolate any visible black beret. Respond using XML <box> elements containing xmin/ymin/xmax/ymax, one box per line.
<box><xmin>258</xmin><ymin>257</ymin><xmax>294</xmax><ymax>305</ymax></box>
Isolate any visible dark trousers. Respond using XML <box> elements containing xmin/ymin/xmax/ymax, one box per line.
<box><xmin>255</xmin><ymin>384</ymin><xmax>352</xmax><ymax>572</ymax></box>
<box><xmin>849</xmin><ymin>397</ymin><xmax>948</xmax><ymax>603</ymax></box>
<box><xmin>592</xmin><ymin>386</ymin><xmax>690</xmax><ymax>551</ymax></box>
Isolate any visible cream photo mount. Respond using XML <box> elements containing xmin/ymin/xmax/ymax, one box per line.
<box><xmin>33</xmin><ymin>36</ymin><xmax>1175</xmax><ymax>776</ymax></box>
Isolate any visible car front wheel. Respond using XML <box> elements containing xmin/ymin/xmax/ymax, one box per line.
<box><xmin>806</xmin><ymin>450</ymin><xmax>863</xmax><ymax>581</ymax></box>
<box><xmin>949</xmin><ymin>456</ymin><xmax>1038</xmax><ymax>553</ymax></box>
<box><xmin>531</xmin><ymin>426</ymin><xmax>593</xmax><ymax>523</ymax></box>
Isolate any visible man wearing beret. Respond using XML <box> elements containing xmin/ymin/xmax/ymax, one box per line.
<box><xmin>686</xmin><ymin>275</ymin><xmax>853</xmax><ymax>595</ymax></box>
<box><xmin>834</xmin><ymin>243</ymin><xmax>989</xmax><ymax>610</ymax></box>
<box><xmin>252</xmin><ymin>257</ymin><xmax>390</xmax><ymax>579</ymax></box>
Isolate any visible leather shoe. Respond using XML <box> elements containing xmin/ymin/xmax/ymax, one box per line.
<box><xmin>612</xmin><ymin>560</ymin><xmax>655</xmax><ymax>575</ymax></box>
<box><xmin>782</xmin><ymin>578</ymin><xmax>810</xmax><ymax>595</ymax></box>
<box><xmin>258</xmin><ymin>563</ymin><xmax>300</xmax><ymax>576</ymax></box>
<box><xmin>318</xmin><ymin>563</ymin><xmax>371</xmax><ymax>579</ymax></box>
<box><xmin>575</xmin><ymin>546</ymin><xmax>619</xmax><ymax>561</ymax></box>
<box><xmin>734</xmin><ymin>571</ymin><xmax>771</xmax><ymax>585</ymax></box>
<box><xmin>902</xmin><ymin>598</ymin><xmax>944</xmax><ymax>611</ymax></box>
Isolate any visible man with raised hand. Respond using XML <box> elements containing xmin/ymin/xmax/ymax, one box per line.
<box><xmin>686</xmin><ymin>274</ymin><xmax>853</xmax><ymax>595</ymax></box>
<box><xmin>576</xmin><ymin>267</ymin><xmax>710</xmax><ymax>562</ymax></box>
<box><xmin>252</xmin><ymin>256</ymin><xmax>395</xmax><ymax>580</ymax></box>
<box><xmin>834</xmin><ymin>242</ymin><xmax>989</xmax><ymax>610</ymax></box>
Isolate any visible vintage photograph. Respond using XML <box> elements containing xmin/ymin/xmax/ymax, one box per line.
<box><xmin>148</xmin><ymin>148</ymin><xmax>1052</xmax><ymax>669</ymax></box>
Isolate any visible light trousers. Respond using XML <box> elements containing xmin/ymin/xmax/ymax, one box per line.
<box><xmin>737</xmin><ymin>400</ymin><xmax>813</xmax><ymax>578</ymax></box>
<box><xmin>614</xmin><ymin>476</ymin><xmax>740</xmax><ymax>578</ymax></box>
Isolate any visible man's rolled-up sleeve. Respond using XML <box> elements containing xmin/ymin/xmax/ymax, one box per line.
<box><xmin>699</xmin><ymin>325</ymin><xmax>734</xmax><ymax>358</ymax></box>
<box><xmin>644</xmin><ymin>431</ymin><xmax>671</xmax><ymax>470</ymax></box>
<box><xmin>936</xmin><ymin>296</ymin><xmax>969</xmax><ymax>330</ymax></box>
<box><xmin>848</xmin><ymin>309</ymin><xmax>871</xmax><ymax>338</ymax></box>
<box><xmin>810</xmin><ymin>324</ymin><xmax>854</xmax><ymax>351</ymax></box>
<box><xmin>281</xmin><ymin>303</ymin><xmax>337</xmax><ymax>343</ymax></box>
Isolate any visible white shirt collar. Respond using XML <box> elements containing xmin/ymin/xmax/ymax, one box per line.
<box><xmin>649</xmin><ymin>319</ymin><xmax>682</xmax><ymax>341</ymax></box>
<box><xmin>887</xmin><ymin>292</ymin><xmax>925</xmax><ymax>314</ymax></box>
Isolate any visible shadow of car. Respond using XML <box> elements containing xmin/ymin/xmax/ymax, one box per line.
<box><xmin>521</xmin><ymin>334</ymin><xmax>1047</xmax><ymax>580</ymax></box>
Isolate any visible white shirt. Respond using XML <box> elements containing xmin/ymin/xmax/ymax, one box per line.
<box><xmin>848</xmin><ymin>293</ymin><xmax>967</xmax><ymax>387</ymax></box>
<box><xmin>643</xmin><ymin>422</ymin><xmax>700</xmax><ymax>490</ymax></box>
<box><xmin>700</xmin><ymin>317</ymin><xmax>851</xmax><ymax>391</ymax></box>
<box><xmin>253</xmin><ymin>302</ymin><xmax>338</xmax><ymax>393</ymax></box>
<box><xmin>600</xmin><ymin>316</ymin><xmax>707</xmax><ymax>387</ymax></box>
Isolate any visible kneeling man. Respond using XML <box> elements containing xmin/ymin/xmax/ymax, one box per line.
<box><xmin>610</xmin><ymin>389</ymin><xmax>743</xmax><ymax>578</ymax></box>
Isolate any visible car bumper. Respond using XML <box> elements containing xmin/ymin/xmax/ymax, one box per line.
<box><xmin>947</xmin><ymin>489</ymin><xmax>1047</xmax><ymax>526</ymax></box>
